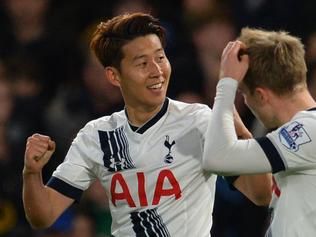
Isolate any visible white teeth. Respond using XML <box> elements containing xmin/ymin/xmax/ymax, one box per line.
<box><xmin>148</xmin><ymin>83</ymin><xmax>162</xmax><ymax>89</ymax></box>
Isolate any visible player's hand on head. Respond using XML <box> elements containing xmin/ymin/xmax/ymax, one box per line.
<box><xmin>219</xmin><ymin>40</ymin><xmax>249</xmax><ymax>82</ymax></box>
<box><xmin>24</xmin><ymin>133</ymin><xmax>56</xmax><ymax>175</ymax></box>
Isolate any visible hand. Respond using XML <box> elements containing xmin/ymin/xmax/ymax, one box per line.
<box><xmin>24</xmin><ymin>134</ymin><xmax>56</xmax><ymax>175</ymax></box>
<box><xmin>233</xmin><ymin>107</ymin><xmax>252</xmax><ymax>139</ymax></box>
<box><xmin>219</xmin><ymin>40</ymin><xmax>249</xmax><ymax>82</ymax></box>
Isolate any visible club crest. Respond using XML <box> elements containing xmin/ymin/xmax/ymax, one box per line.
<box><xmin>164</xmin><ymin>135</ymin><xmax>176</xmax><ymax>164</ymax></box>
<box><xmin>279</xmin><ymin>121</ymin><xmax>311</xmax><ymax>151</ymax></box>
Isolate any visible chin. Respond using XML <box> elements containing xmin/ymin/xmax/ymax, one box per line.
<box><xmin>146</xmin><ymin>96</ymin><xmax>165</xmax><ymax>108</ymax></box>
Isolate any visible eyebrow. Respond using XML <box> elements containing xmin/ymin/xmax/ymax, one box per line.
<box><xmin>132</xmin><ymin>48</ymin><xmax>164</xmax><ymax>62</ymax></box>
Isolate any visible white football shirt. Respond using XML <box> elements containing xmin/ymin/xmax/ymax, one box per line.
<box><xmin>204</xmin><ymin>78</ymin><xmax>316</xmax><ymax>237</ymax></box>
<box><xmin>47</xmin><ymin>98</ymin><xmax>217</xmax><ymax>237</ymax></box>
<box><xmin>264</xmin><ymin>109</ymin><xmax>316</xmax><ymax>237</ymax></box>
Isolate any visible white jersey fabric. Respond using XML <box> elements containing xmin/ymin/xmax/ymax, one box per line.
<box><xmin>204</xmin><ymin>78</ymin><xmax>316</xmax><ymax>237</ymax></box>
<box><xmin>47</xmin><ymin>98</ymin><xmax>217</xmax><ymax>237</ymax></box>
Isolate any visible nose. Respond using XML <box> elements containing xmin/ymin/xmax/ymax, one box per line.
<box><xmin>149</xmin><ymin>60</ymin><xmax>163</xmax><ymax>78</ymax></box>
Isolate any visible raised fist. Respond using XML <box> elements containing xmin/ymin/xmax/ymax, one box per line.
<box><xmin>24</xmin><ymin>133</ymin><xmax>56</xmax><ymax>175</ymax></box>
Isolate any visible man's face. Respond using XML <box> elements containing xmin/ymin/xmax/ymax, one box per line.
<box><xmin>117</xmin><ymin>34</ymin><xmax>171</xmax><ymax>111</ymax></box>
<box><xmin>239</xmin><ymin>82</ymin><xmax>275</xmax><ymax>129</ymax></box>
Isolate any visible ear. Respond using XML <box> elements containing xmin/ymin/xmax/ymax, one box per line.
<box><xmin>105</xmin><ymin>66</ymin><xmax>121</xmax><ymax>87</ymax></box>
<box><xmin>254</xmin><ymin>87</ymin><xmax>269</xmax><ymax>106</ymax></box>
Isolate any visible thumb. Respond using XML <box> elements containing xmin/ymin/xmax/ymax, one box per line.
<box><xmin>48</xmin><ymin>140</ymin><xmax>56</xmax><ymax>152</ymax></box>
<box><xmin>40</xmin><ymin>140</ymin><xmax>56</xmax><ymax>164</ymax></box>
<box><xmin>240</xmin><ymin>54</ymin><xmax>249</xmax><ymax>64</ymax></box>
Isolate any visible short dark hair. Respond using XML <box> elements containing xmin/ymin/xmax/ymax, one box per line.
<box><xmin>90</xmin><ymin>12</ymin><xmax>166</xmax><ymax>70</ymax></box>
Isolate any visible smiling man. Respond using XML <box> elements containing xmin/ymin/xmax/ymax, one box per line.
<box><xmin>22</xmin><ymin>13</ymin><xmax>271</xmax><ymax>237</ymax></box>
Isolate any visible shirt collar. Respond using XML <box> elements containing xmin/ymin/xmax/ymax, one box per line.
<box><xmin>125</xmin><ymin>98</ymin><xmax>169</xmax><ymax>134</ymax></box>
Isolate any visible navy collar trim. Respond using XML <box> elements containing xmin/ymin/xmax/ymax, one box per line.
<box><xmin>126</xmin><ymin>98</ymin><xmax>169</xmax><ymax>134</ymax></box>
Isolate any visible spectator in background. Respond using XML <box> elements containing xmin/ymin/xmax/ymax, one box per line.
<box><xmin>305</xmin><ymin>32</ymin><xmax>316</xmax><ymax>106</ymax></box>
<box><xmin>190</xmin><ymin>16</ymin><xmax>236</xmax><ymax>106</ymax></box>
<box><xmin>0</xmin><ymin>73</ymin><xmax>13</xmax><ymax>164</ymax></box>
<box><xmin>112</xmin><ymin>0</ymin><xmax>151</xmax><ymax>16</ymax></box>
<box><xmin>0</xmin><ymin>77</ymin><xmax>17</xmax><ymax>237</ymax></box>
<box><xmin>77</xmin><ymin>181</ymin><xmax>112</xmax><ymax>237</ymax></box>
<box><xmin>44</xmin><ymin>51</ymin><xmax>123</xmax><ymax>159</ymax></box>
<box><xmin>70</xmin><ymin>213</ymin><xmax>96</xmax><ymax>237</ymax></box>
<box><xmin>1</xmin><ymin>0</ymin><xmax>83</xmax><ymax>102</ymax></box>
<box><xmin>5</xmin><ymin>56</ymin><xmax>46</xmax><ymax>163</ymax></box>
<box><xmin>308</xmin><ymin>69</ymin><xmax>316</xmax><ymax>100</ymax></box>
<box><xmin>0</xmin><ymin>68</ymin><xmax>34</xmax><ymax>237</ymax></box>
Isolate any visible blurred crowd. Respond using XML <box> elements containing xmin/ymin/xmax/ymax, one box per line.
<box><xmin>1</xmin><ymin>0</ymin><xmax>316</xmax><ymax>236</ymax></box>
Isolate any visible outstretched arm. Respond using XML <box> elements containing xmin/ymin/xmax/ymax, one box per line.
<box><xmin>23</xmin><ymin>134</ymin><xmax>74</xmax><ymax>229</ymax></box>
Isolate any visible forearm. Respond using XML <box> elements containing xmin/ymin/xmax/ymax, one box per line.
<box><xmin>234</xmin><ymin>174</ymin><xmax>272</xmax><ymax>206</ymax></box>
<box><xmin>23</xmin><ymin>171</ymin><xmax>56</xmax><ymax>228</ymax></box>
<box><xmin>203</xmin><ymin>78</ymin><xmax>271</xmax><ymax>174</ymax></box>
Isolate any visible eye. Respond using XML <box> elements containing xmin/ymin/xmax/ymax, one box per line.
<box><xmin>156</xmin><ymin>55</ymin><xmax>165</xmax><ymax>63</ymax></box>
<box><xmin>136</xmin><ymin>61</ymin><xmax>147</xmax><ymax>68</ymax></box>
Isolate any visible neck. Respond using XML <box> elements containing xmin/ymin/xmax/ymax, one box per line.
<box><xmin>273</xmin><ymin>89</ymin><xmax>316</xmax><ymax>126</ymax></box>
<box><xmin>125</xmin><ymin>103</ymin><xmax>164</xmax><ymax>127</ymax></box>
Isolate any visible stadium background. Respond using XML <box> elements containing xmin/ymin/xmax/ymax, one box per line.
<box><xmin>0</xmin><ymin>0</ymin><xmax>316</xmax><ymax>236</ymax></box>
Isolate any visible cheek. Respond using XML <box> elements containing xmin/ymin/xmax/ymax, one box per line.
<box><xmin>242</xmin><ymin>94</ymin><xmax>249</xmax><ymax>107</ymax></box>
<box><xmin>122</xmin><ymin>70</ymin><xmax>145</xmax><ymax>86</ymax></box>
<box><xmin>162</xmin><ymin>60</ymin><xmax>171</xmax><ymax>78</ymax></box>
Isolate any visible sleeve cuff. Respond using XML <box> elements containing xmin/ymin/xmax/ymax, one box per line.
<box><xmin>218</xmin><ymin>77</ymin><xmax>239</xmax><ymax>89</ymax></box>
<box><xmin>46</xmin><ymin>177</ymin><xmax>84</xmax><ymax>203</ymax></box>
<box><xmin>255</xmin><ymin>137</ymin><xmax>285</xmax><ymax>173</ymax></box>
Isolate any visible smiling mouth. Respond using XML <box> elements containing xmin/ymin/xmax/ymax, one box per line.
<box><xmin>148</xmin><ymin>82</ymin><xmax>163</xmax><ymax>89</ymax></box>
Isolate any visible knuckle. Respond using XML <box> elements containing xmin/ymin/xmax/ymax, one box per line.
<box><xmin>32</xmin><ymin>133</ymin><xmax>40</xmax><ymax>138</ymax></box>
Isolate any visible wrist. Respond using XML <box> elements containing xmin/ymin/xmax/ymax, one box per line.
<box><xmin>23</xmin><ymin>167</ymin><xmax>41</xmax><ymax>176</ymax></box>
<box><xmin>217</xmin><ymin>78</ymin><xmax>239</xmax><ymax>93</ymax></box>
<box><xmin>219</xmin><ymin>77</ymin><xmax>239</xmax><ymax>84</ymax></box>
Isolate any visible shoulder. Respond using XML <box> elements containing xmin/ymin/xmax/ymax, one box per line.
<box><xmin>74</xmin><ymin>110</ymin><xmax>126</xmax><ymax>142</ymax></box>
<box><xmin>273</xmin><ymin>110</ymin><xmax>316</xmax><ymax>137</ymax></box>
<box><xmin>167</xmin><ymin>99</ymin><xmax>212</xmax><ymax>133</ymax></box>
<box><xmin>268</xmin><ymin>110</ymin><xmax>316</xmax><ymax>153</ymax></box>
<box><xmin>263</xmin><ymin>110</ymin><xmax>316</xmax><ymax>172</ymax></box>
<box><xmin>84</xmin><ymin>110</ymin><xmax>126</xmax><ymax>131</ymax></box>
<box><xmin>168</xmin><ymin>98</ymin><xmax>212</xmax><ymax>117</ymax></box>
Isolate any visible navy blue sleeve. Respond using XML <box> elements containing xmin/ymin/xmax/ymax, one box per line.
<box><xmin>255</xmin><ymin>137</ymin><xmax>285</xmax><ymax>173</ymax></box>
<box><xmin>46</xmin><ymin>177</ymin><xmax>83</xmax><ymax>203</ymax></box>
<box><xmin>222</xmin><ymin>176</ymin><xmax>239</xmax><ymax>190</ymax></box>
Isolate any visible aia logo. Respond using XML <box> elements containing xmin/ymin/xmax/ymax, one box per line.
<box><xmin>111</xmin><ymin>169</ymin><xmax>182</xmax><ymax>207</ymax></box>
<box><xmin>164</xmin><ymin>135</ymin><xmax>176</xmax><ymax>164</ymax></box>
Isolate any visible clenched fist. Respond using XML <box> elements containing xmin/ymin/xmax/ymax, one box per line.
<box><xmin>24</xmin><ymin>133</ymin><xmax>56</xmax><ymax>175</ymax></box>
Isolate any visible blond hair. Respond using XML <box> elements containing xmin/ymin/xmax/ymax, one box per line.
<box><xmin>239</xmin><ymin>28</ymin><xmax>307</xmax><ymax>95</ymax></box>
